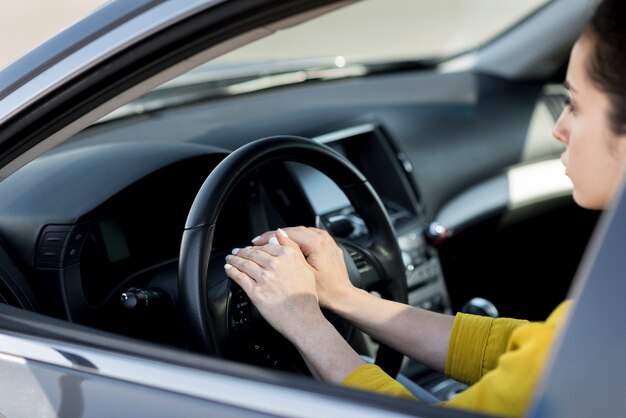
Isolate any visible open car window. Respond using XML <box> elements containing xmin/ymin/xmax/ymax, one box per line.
<box><xmin>99</xmin><ymin>0</ymin><xmax>552</xmax><ymax>124</ymax></box>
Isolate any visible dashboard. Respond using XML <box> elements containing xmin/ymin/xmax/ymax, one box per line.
<box><xmin>0</xmin><ymin>117</ymin><xmax>451</xmax><ymax>346</ymax></box>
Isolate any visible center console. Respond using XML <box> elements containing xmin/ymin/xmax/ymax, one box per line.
<box><xmin>288</xmin><ymin>123</ymin><xmax>466</xmax><ymax>400</ymax></box>
<box><xmin>291</xmin><ymin>123</ymin><xmax>452</xmax><ymax>316</ymax></box>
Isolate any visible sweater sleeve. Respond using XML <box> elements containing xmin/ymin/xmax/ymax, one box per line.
<box><xmin>441</xmin><ymin>301</ymin><xmax>572</xmax><ymax>417</ymax></box>
<box><xmin>342</xmin><ymin>364</ymin><xmax>416</xmax><ymax>400</ymax></box>
<box><xmin>446</xmin><ymin>313</ymin><xmax>529</xmax><ymax>385</ymax></box>
<box><xmin>340</xmin><ymin>315</ymin><xmax>528</xmax><ymax>402</ymax></box>
<box><xmin>341</xmin><ymin>301</ymin><xmax>571</xmax><ymax>418</ymax></box>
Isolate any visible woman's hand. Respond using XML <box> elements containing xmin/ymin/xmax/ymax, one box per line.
<box><xmin>246</xmin><ymin>227</ymin><xmax>454</xmax><ymax>375</ymax></box>
<box><xmin>252</xmin><ymin>226</ymin><xmax>358</xmax><ymax>311</ymax></box>
<box><xmin>224</xmin><ymin>229</ymin><xmax>367</xmax><ymax>382</ymax></box>
<box><xmin>223</xmin><ymin>229</ymin><xmax>326</xmax><ymax>341</ymax></box>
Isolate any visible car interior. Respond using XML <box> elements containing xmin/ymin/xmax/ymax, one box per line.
<box><xmin>0</xmin><ymin>0</ymin><xmax>601</xmax><ymax>405</ymax></box>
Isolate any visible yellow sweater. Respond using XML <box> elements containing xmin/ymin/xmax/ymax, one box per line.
<box><xmin>342</xmin><ymin>300</ymin><xmax>572</xmax><ymax>417</ymax></box>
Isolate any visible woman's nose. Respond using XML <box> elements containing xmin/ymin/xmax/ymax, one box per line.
<box><xmin>552</xmin><ymin>111</ymin><xmax>569</xmax><ymax>145</ymax></box>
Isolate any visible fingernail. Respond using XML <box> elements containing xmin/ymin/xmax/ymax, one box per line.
<box><xmin>252</xmin><ymin>235</ymin><xmax>261</xmax><ymax>243</ymax></box>
<box><xmin>225</xmin><ymin>255</ymin><xmax>233</xmax><ymax>262</ymax></box>
<box><xmin>231</xmin><ymin>248</ymin><xmax>240</xmax><ymax>255</ymax></box>
<box><xmin>277</xmin><ymin>228</ymin><xmax>288</xmax><ymax>237</ymax></box>
<box><xmin>269</xmin><ymin>236</ymin><xmax>279</xmax><ymax>245</ymax></box>
<box><xmin>224</xmin><ymin>264</ymin><xmax>232</xmax><ymax>270</ymax></box>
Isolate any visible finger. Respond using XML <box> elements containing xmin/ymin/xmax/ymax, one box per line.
<box><xmin>259</xmin><ymin>230</ymin><xmax>298</xmax><ymax>250</ymax></box>
<box><xmin>275</xmin><ymin>228</ymin><xmax>300</xmax><ymax>250</ymax></box>
<box><xmin>226</xmin><ymin>253</ymin><xmax>266</xmax><ymax>282</ymax></box>
<box><xmin>224</xmin><ymin>263</ymin><xmax>256</xmax><ymax>294</ymax></box>
<box><xmin>268</xmin><ymin>235</ymin><xmax>280</xmax><ymax>246</ymax></box>
<box><xmin>251</xmin><ymin>226</ymin><xmax>307</xmax><ymax>245</ymax></box>
<box><xmin>309</xmin><ymin>227</ymin><xmax>329</xmax><ymax>236</ymax></box>
<box><xmin>277</xmin><ymin>227</ymin><xmax>314</xmax><ymax>243</ymax></box>
<box><xmin>254</xmin><ymin>240</ymin><xmax>285</xmax><ymax>256</ymax></box>
<box><xmin>251</xmin><ymin>231</ymin><xmax>274</xmax><ymax>245</ymax></box>
<box><xmin>284</xmin><ymin>226</ymin><xmax>307</xmax><ymax>234</ymax></box>
<box><xmin>279</xmin><ymin>228</ymin><xmax>326</xmax><ymax>257</ymax></box>
<box><xmin>232</xmin><ymin>246</ymin><xmax>275</xmax><ymax>268</ymax></box>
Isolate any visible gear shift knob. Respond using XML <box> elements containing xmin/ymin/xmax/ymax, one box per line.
<box><xmin>461</xmin><ymin>297</ymin><xmax>499</xmax><ymax>318</ymax></box>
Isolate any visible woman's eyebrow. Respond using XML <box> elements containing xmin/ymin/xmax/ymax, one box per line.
<box><xmin>563</xmin><ymin>80</ymin><xmax>577</xmax><ymax>93</ymax></box>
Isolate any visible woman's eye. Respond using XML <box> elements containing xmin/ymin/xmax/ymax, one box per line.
<box><xmin>564</xmin><ymin>96</ymin><xmax>576</xmax><ymax>112</ymax></box>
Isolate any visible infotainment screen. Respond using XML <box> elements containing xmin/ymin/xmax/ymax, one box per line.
<box><xmin>288</xmin><ymin>124</ymin><xmax>423</xmax><ymax>231</ymax></box>
<box><xmin>286</xmin><ymin>162</ymin><xmax>350</xmax><ymax>215</ymax></box>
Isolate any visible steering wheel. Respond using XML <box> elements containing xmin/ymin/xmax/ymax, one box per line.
<box><xmin>179</xmin><ymin>135</ymin><xmax>408</xmax><ymax>377</ymax></box>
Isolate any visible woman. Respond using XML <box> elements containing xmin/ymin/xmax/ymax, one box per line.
<box><xmin>224</xmin><ymin>0</ymin><xmax>626</xmax><ymax>416</ymax></box>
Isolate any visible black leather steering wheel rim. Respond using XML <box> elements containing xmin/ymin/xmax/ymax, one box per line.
<box><xmin>179</xmin><ymin>135</ymin><xmax>408</xmax><ymax>377</ymax></box>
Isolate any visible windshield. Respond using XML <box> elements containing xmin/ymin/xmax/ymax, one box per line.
<box><xmin>101</xmin><ymin>0</ymin><xmax>551</xmax><ymax>122</ymax></box>
<box><xmin>211</xmin><ymin>0</ymin><xmax>550</xmax><ymax>66</ymax></box>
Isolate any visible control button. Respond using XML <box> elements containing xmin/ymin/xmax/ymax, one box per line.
<box><xmin>65</xmin><ymin>245</ymin><xmax>81</xmax><ymax>261</ymax></box>
<box><xmin>120</xmin><ymin>291</ymin><xmax>138</xmax><ymax>309</ymax></box>
<box><xmin>120</xmin><ymin>287</ymin><xmax>172</xmax><ymax>311</ymax></box>
<box><xmin>348</xmin><ymin>249</ymin><xmax>369</xmax><ymax>271</ymax></box>
<box><xmin>68</xmin><ymin>224</ymin><xmax>90</xmax><ymax>244</ymax></box>
<box><xmin>432</xmin><ymin>294</ymin><xmax>443</xmax><ymax>311</ymax></box>
<box><xmin>231</xmin><ymin>284</ymin><xmax>254</xmax><ymax>330</ymax></box>
<box><xmin>397</xmin><ymin>152</ymin><xmax>414</xmax><ymax>173</ymax></box>
<box><xmin>401</xmin><ymin>251</ymin><xmax>412</xmax><ymax>268</ymax></box>
<box><xmin>426</xmin><ymin>222</ymin><xmax>449</xmax><ymax>246</ymax></box>
<box><xmin>406</xmin><ymin>270</ymin><xmax>421</xmax><ymax>288</ymax></box>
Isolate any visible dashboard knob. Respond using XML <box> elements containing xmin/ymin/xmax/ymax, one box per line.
<box><xmin>120</xmin><ymin>291</ymin><xmax>138</xmax><ymax>309</ymax></box>
<box><xmin>425</xmin><ymin>222</ymin><xmax>449</xmax><ymax>246</ymax></box>
<box><xmin>120</xmin><ymin>287</ymin><xmax>170</xmax><ymax>310</ymax></box>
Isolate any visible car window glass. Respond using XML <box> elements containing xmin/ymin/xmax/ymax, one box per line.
<box><xmin>97</xmin><ymin>0</ymin><xmax>551</xmax><ymax>124</ymax></box>
<box><xmin>207</xmin><ymin>0</ymin><xmax>549</xmax><ymax>66</ymax></box>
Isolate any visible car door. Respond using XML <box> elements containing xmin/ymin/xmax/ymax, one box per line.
<box><xmin>0</xmin><ymin>0</ymin><xmax>609</xmax><ymax>417</ymax></box>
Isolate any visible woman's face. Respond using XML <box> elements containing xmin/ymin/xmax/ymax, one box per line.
<box><xmin>553</xmin><ymin>33</ymin><xmax>626</xmax><ymax>210</ymax></box>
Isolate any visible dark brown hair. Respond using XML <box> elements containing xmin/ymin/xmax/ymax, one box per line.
<box><xmin>585</xmin><ymin>0</ymin><xmax>626</xmax><ymax>135</ymax></box>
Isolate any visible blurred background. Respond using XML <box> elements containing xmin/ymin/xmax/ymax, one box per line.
<box><xmin>0</xmin><ymin>0</ymin><xmax>108</xmax><ymax>69</ymax></box>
